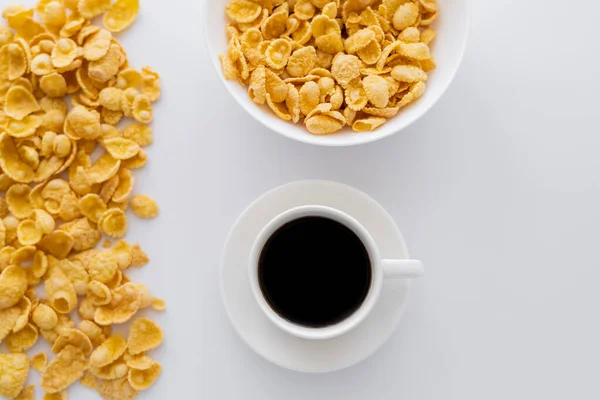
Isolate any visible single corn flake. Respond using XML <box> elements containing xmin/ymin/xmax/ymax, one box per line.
<box><xmin>94</xmin><ymin>283</ymin><xmax>141</xmax><ymax>325</ymax></box>
<box><xmin>79</xmin><ymin>0</ymin><xmax>111</xmax><ymax>20</ymax></box>
<box><xmin>331</xmin><ymin>53</ymin><xmax>361</xmax><ymax>87</ymax></box>
<box><xmin>265</xmin><ymin>38</ymin><xmax>292</xmax><ymax>70</ymax></box>
<box><xmin>89</xmin><ymin>334</ymin><xmax>128</xmax><ymax>368</ymax></box>
<box><xmin>52</xmin><ymin>328</ymin><xmax>93</xmax><ymax>356</ymax></box>
<box><xmin>226</xmin><ymin>0</ymin><xmax>262</xmax><ymax>23</ymax></box>
<box><xmin>128</xmin><ymin>362</ymin><xmax>162</xmax><ymax>391</ymax></box>
<box><xmin>127</xmin><ymin>317</ymin><xmax>164</xmax><ymax>355</ymax></box>
<box><xmin>4</xmin><ymin>86</ymin><xmax>40</xmax><ymax>120</ymax></box>
<box><xmin>14</xmin><ymin>385</ymin><xmax>34</xmax><ymax>400</ymax></box>
<box><xmin>305</xmin><ymin>114</ymin><xmax>344</xmax><ymax>135</ymax></box>
<box><xmin>30</xmin><ymin>352</ymin><xmax>48</xmax><ymax>372</ymax></box>
<box><xmin>99</xmin><ymin>208</ymin><xmax>128</xmax><ymax>238</ymax></box>
<box><xmin>45</xmin><ymin>267</ymin><xmax>78</xmax><ymax>314</ymax></box>
<box><xmin>0</xmin><ymin>353</ymin><xmax>29</xmax><ymax>398</ymax></box>
<box><xmin>393</xmin><ymin>2</ymin><xmax>419</xmax><ymax>31</ymax></box>
<box><xmin>41</xmin><ymin>344</ymin><xmax>87</xmax><ymax>394</ymax></box>
<box><xmin>33</xmin><ymin>303</ymin><xmax>58</xmax><ymax>330</ymax></box>
<box><xmin>6</xmin><ymin>183</ymin><xmax>33</xmax><ymax>218</ymax></box>
<box><xmin>87</xmin><ymin>280</ymin><xmax>112</xmax><ymax>306</ymax></box>
<box><xmin>132</xmin><ymin>94</ymin><xmax>153</xmax><ymax>123</ymax></box>
<box><xmin>80</xmin><ymin>193</ymin><xmax>108</xmax><ymax>223</ymax></box>
<box><xmin>353</xmin><ymin>116</ymin><xmax>387</xmax><ymax>132</ymax></box>
<box><xmin>6</xmin><ymin>323</ymin><xmax>38</xmax><ymax>352</ymax></box>
<box><xmin>0</xmin><ymin>265</ymin><xmax>27</xmax><ymax>310</ymax></box>
<box><xmin>78</xmin><ymin>320</ymin><xmax>108</xmax><ymax>347</ymax></box>
<box><xmin>96</xmin><ymin>377</ymin><xmax>138</xmax><ymax>400</ymax></box>
<box><xmin>17</xmin><ymin>219</ymin><xmax>43</xmax><ymax>246</ymax></box>
<box><xmin>151</xmin><ymin>298</ymin><xmax>165</xmax><ymax>311</ymax></box>
<box><xmin>363</xmin><ymin>74</ymin><xmax>390</xmax><ymax>108</ymax></box>
<box><xmin>103</xmin><ymin>138</ymin><xmax>141</xmax><ymax>160</ymax></box>
<box><xmin>123</xmin><ymin>123</ymin><xmax>153</xmax><ymax>147</ymax></box>
<box><xmin>103</xmin><ymin>0</ymin><xmax>140</xmax><ymax>32</ymax></box>
<box><xmin>88</xmin><ymin>250</ymin><xmax>118</xmax><ymax>283</ymax></box>
<box><xmin>298</xmin><ymin>80</ymin><xmax>320</xmax><ymax>115</ymax></box>
<box><xmin>125</xmin><ymin>353</ymin><xmax>154</xmax><ymax>370</ymax></box>
<box><xmin>345</xmin><ymin>28</ymin><xmax>376</xmax><ymax>54</ymax></box>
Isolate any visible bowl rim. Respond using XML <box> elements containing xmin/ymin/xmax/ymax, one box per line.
<box><xmin>203</xmin><ymin>0</ymin><xmax>471</xmax><ymax>147</ymax></box>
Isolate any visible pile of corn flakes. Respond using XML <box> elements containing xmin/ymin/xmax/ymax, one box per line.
<box><xmin>221</xmin><ymin>0</ymin><xmax>438</xmax><ymax>135</ymax></box>
<box><xmin>0</xmin><ymin>0</ymin><xmax>165</xmax><ymax>399</ymax></box>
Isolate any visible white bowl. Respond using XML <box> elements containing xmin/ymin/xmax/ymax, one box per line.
<box><xmin>204</xmin><ymin>0</ymin><xmax>470</xmax><ymax>147</ymax></box>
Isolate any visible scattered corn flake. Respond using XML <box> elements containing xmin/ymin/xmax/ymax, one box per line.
<box><xmin>78</xmin><ymin>319</ymin><xmax>108</xmax><ymax>347</ymax></box>
<box><xmin>99</xmin><ymin>208</ymin><xmax>127</xmax><ymax>238</ymax></box>
<box><xmin>103</xmin><ymin>137</ymin><xmax>140</xmax><ymax>160</ymax></box>
<box><xmin>0</xmin><ymin>306</ymin><xmax>21</xmax><ymax>342</ymax></box>
<box><xmin>103</xmin><ymin>0</ymin><xmax>139</xmax><ymax>33</ymax></box>
<box><xmin>5</xmin><ymin>85</ymin><xmax>40</xmax><ymax>120</ymax></box>
<box><xmin>32</xmin><ymin>303</ymin><xmax>58</xmax><ymax>330</ymax></box>
<box><xmin>151</xmin><ymin>298</ymin><xmax>165</xmax><ymax>311</ymax></box>
<box><xmin>129</xmin><ymin>194</ymin><xmax>158</xmax><ymax>219</ymax></box>
<box><xmin>0</xmin><ymin>265</ymin><xmax>27</xmax><ymax>310</ymax></box>
<box><xmin>42</xmin><ymin>392</ymin><xmax>66</xmax><ymax>400</ymax></box>
<box><xmin>128</xmin><ymin>361</ymin><xmax>162</xmax><ymax>391</ymax></box>
<box><xmin>125</xmin><ymin>353</ymin><xmax>154</xmax><ymax>370</ymax></box>
<box><xmin>87</xmin><ymin>280</ymin><xmax>112</xmax><ymax>306</ymax></box>
<box><xmin>91</xmin><ymin>359</ymin><xmax>129</xmax><ymax>380</ymax></box>
<box><xmin>52</xmin><ymin>328</ymin><xmax>93</xmax><ymax>356</ymax></box>
<box><xmin>79</xmin><ymin>0</ymin><xmax>111</xmax><ymax>20</ymax></box>
<box><xmin>13</xmin><ymin>296</ymin><xmax>32</xmax><ymax>332</ymax></box>
<box><xmin>96</xmin><ymin>376</ymin><xmax>138</xmax><ymax>400</ymax></box>
<box><xmin>89</xmin><ymin>334</ymin><xmax>127</xmax><ymax>368</ymax></box>
<box><xmin>123</xmin><ymin>123</ymin><xmax>153</xmax><ymax>147</ymax></box>
<box><xmin>132</xmin><ymin>94</ymin><xmax>153</xmax><ymax>123</ymax></box>
<box><xmin>45</xmin><ymin>266</ymin><xmax>78</xmax><ymax>314</ymax></box>
<box><xmin>17</xmin><ymin>219</ymin><xmax>42</xmax><ymax>245</ymax></box>
<box><xmin>127</xmin><ymin>317</ymin><xmax>164</xmax><ymax>355</ymax></box>
<box><xmin>6</xmin><ymin>322</ymin><xmax>39</xmax><ymax>352</ymax></box>
<box><xmin>14</xmin><ymin>385</ymin><xmax>34</xmax><ymax>400</ymax></box>
<box><xmin>94</xmin><ymin>283</ymin><xmax>141</xmax><ymax>325</ymax></box>
<box><xmin>0</xmin><ymin>353</ymin><xmax>29</xmax><ymax>398</ymax></box>
<box><xmin>30</xmin><ymin>352</ymin><xmax>48</xmax><ymax>372</ymax></box>
<box><xmin>41</xmin><ymin>344</ymin><xmax>87</xmax><ymax>394</ymax></box>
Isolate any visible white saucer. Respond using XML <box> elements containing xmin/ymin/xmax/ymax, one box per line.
<box><xmin>220</xmin><ymin>180</ymin><xmax>413</xmax><ymax>373</ymax></box>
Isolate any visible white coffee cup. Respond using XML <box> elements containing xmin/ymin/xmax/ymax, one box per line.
<box><xmin>249</xmin><ymin>205</ymin><xmax>424</xmax><ymax>340</ymax></box>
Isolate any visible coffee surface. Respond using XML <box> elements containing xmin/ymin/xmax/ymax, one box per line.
<box><xmin>258</xmin><ymin>216</ymin><xmax>372</xmax><ymax>328</ymax></box>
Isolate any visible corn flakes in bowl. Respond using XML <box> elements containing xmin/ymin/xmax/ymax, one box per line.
<box><xmin>204</xmin><ymin>0</ymin><xmax>470</xmax><ymax>146</ymax></box>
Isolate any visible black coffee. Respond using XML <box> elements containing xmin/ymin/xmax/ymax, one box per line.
<box><xmin>258</xmin><ymin>216</ymin><xmax>372</xmax><ymax>328</ymax></box>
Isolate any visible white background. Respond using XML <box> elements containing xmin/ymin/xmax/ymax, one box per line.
<box><xmin>5</xmin><ymin>0</ymin><xmax>600</xmax><ymax>398</ymax></box>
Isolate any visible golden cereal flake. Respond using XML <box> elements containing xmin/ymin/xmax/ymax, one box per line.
<box><xmin>103</xmin><ymin>0</ymin><xmax>139</xmax><ymax>32</ymax></box>
<box><xmin>79</xmin><ymin>0</ymin><xmax>111</xmax><ymax>20</ymax></box>
<box><xmin>41</xmin><ymin>344</ymin><xmax>87</xmax><ymax>394</ymax></box>
<box><xmin>0</xmin><ymin>353</ymin><xmax>29</xmax><ymax>398</ymax></box>
<box><xmin>6</xmin><ymin>322</ymin><xmax>38</xmax><ymax>352</ymax></box>
<box><xmin>0</xmin><ymin>265</ymin><xmax>27</xmax><ymax>310</ymax></box>
<box><xmin>30</xmin><ymin>352</ymin><xmax>48</xmax><ymax>372</ymax></box>
<box><xmin>14</xmin><ymin>385</ymin><xmax>34</xmax><ymax>400</ymax></box>
<box><xmin>128</xmin><ymin>361</ymin><xmax>162</xmax><ymax>391</ymax></box>
<box><xmin>45</xmin><ymin>266</ymin><xmax>78</xmax><ymax>314</ymax></box>
<box><xmin>0</xmin><ymin>306</ymin><xmax>21</xmax><ymax>342</ymax></box>
<box><xmin>130</xmin><ymin>194</ymin><xmax>159</xmax><ymax>219</ymax></box>
<box><xmin>94</xmin><ymin>283</ymin><xmax>141</xmax><ymax>325</ymax></box>
<box><xmin>96</xmin><ymin>377</ymin><xmax>138</xmax><ymax>400</ymax></box>
<box><xmin>52</xmin><ymin>328</ymin><xmax>93</xmax><ymax>356</ymax></box>
<box><xmin>32</xmin><ymin>303</ymin><xmax>58</xmax><ymax>330</ymax></box>
<box><xmin>127</xmin><ymin>317</ymin><xmax>164</xmax><ymax>355</ymax></box>
<box><xmin>103</xmin><ymin>137</ymin><xmax>141</xmax><ymax>160</ymax></box>
<box><xmin>89</xmin><ymin>333</ymin><xmax>128</xmax><ymax>368</ymax></box>
<box><xmin>4</xmin><ymin>85</ymin><xmax>40</xmax><ymax>120</ymax></box>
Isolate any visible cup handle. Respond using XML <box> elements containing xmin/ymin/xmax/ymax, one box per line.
<box><xmin>382</xmin><ymin>259</ymin><xmax>424</xmax><ymax>278</ymax></box>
